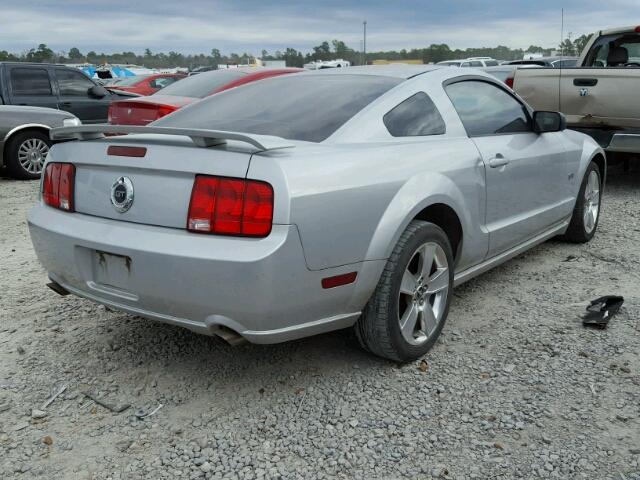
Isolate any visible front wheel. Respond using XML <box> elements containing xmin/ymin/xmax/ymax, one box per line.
<box><xmin>562</xmin><ymin>162</ymin><xmax>602</xmax><ymax>243</ymax></box>
<box><xmin>355</xmin><ymin>221</ymin><xmax>454</xmax><ymax>362</ymax></box>
<box><xmin>5</xmin><ymin>130</ymin><xmax>51</xmax><ymax>180</ymax></box>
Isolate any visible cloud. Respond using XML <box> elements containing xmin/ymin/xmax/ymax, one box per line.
<box><xmin>0</xmin><ymin>0</ymin><xmax>636</xmax><ymax>55</ymax></box>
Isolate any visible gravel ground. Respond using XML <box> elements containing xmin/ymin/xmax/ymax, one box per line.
<box><xmin>1</xmin><ymin>163</ymin><xmax>639</xmax><ymax>480</ymax></box>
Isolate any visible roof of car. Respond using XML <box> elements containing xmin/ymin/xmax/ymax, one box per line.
<box><xmin>601</xmin><ymin>25</ymin><xmax>640</xmax><ymax>35</ymax></box>
<box><xmin>0</xmin><ymin>61</ymin><xmax>67</xmax><ymax>67</ymax></box>
<box><xmin>304</xmin><ymin>64</ymin><xmax>445</xmax><ymax>79</ymax></box>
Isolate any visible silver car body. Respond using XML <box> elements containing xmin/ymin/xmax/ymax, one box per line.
<box><xmin>28</xmin><ymin>66</ymin><xmax>604</xmax><ymax>344</ymax></box>
<box><xmin>0</xmin><ymin>105</ymin><xmax>78</xmax><ymax>167</ymax></box>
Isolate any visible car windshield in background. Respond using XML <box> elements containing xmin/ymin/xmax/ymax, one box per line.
<box><xmin>113</xmin><ymin>75</ymin><xmax>150</xmax><ymax>86</ymax></box>
<box><xmin>155</xmin><ymin>69</ymin><xmax>246</xmax><ymax>98</ymax></box>
<box><xmin>154</xmin><ymin>74</ymin><xmax>403</xmax><ymax>142</ymax></box>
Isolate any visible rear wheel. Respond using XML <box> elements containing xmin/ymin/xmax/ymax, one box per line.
<box><xmin>562</xmin><ymin>161</ymin><xmax>602</xmax><ymax>243</ymax></box>
<box><xmin>5</xmin><ymin>130</ymin><xmax>51</xmax><ymax>180</ymax></box>
<box><xmin>355</xmin><ymin>221</ymin><xmax>454</xmax><ymax>362</ymax></box>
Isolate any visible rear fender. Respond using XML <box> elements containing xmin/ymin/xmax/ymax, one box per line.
<box><xmin>364</xmin><ymin>172</ymin><xmax>480</xmax><ymax>268</ymax></box>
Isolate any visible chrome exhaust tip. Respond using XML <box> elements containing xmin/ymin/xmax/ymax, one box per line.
<box><xmin>47</xmin><ymin>281</ymin><xmax>70</xmax><ymax>296</ymax></box>
<box><xmin>213</xmin><ymin>325</ymin><xmax>247</xmax><ymax>346</ymax></box>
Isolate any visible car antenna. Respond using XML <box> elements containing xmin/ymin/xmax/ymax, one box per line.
<box><xmin>559</xmin><ymin>8</ymin><xmax>564</xmax><ymax>109</ymax></box>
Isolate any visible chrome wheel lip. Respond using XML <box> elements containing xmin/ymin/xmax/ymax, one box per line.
<box><xmin>17</xmin><ymin>138</ymin><xmax>49</xmax><ymax>174</ymax></box>
<box><xmin>583</xmin><ymin>170</ymin><xmax>600</xmax><ymax>234</ymax></box>
<box><xmin>398</xmin><ymin>241</ymin><xmax>449</xmax><ymax>346</ymax></box>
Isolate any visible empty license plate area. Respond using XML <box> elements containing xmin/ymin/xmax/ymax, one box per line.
<box><xmin>92</xmin><ymin>250</ymin><xmax>133</xmax><ymax>292</ymax></box>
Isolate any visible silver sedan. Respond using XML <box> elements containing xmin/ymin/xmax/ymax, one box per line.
<box><xmin>28</xmin><ymin>66</ymin><xmax>604</xmax><ymax>361</ymax></box>
<box><xmin>0</xmin><ymin>106</ymin><xmax>80</xmax><ymax>179</ymax></box>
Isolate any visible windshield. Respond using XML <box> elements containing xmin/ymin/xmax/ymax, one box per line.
<box><xmin>113</xmin><ymin>75</ymin><xmax>150</xmax><ymax>86</ymax></box>
<box><xmin>155</xmin><ymin>69</ymin><xmax>246</xmax><ymax>98</ymax></box>
<box><xmin>154</xmin><ymin>74</ymin><xmax>402</xmax><ymax>142</ymax></box>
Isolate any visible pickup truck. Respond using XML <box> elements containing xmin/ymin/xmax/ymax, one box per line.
<box><xmin>0</xmin><ymin>62</ymin><xmax>135</xmax><ymax>124</ymax></box>
<box><xmin>513</xmin><ymin>25</ymin><xmax>640</xmax><ymax>156</ymax></box>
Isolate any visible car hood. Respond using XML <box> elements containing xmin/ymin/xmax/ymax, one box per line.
<box><xmin>0</xmin><ymin>105</ymin><xmax>75</xmax><ymax>117</ymax></box>
<box><xmin>107</xmin><ymin>88</ymin><xmax>142</xmax><ymax>98</ymax></box>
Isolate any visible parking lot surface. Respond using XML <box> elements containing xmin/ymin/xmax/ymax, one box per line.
<box><xmin>1</xmin><ymin>165</ymin><xmax>639</xmax><ymax>479</ymax></box>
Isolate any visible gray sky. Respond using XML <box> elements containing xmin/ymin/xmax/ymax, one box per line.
<box><xmin>1</xmin><ymin>0</ymin><xmax>637</xmax><ymax>55</ymax></box>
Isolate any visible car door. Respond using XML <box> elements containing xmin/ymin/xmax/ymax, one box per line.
<box><xmin>445</xmin><ymin>79</ymin><xmax>568</xmax><ymax>257</ymax></box>
<box><xmin>7</xmin><ymin>66</ymin><xmax>58</xmax><ymax>110</ymax></box>
<box><xmin>54</xmin><ymin>68</ymin><xmax>111</xmax><ymax>123</ymax></box>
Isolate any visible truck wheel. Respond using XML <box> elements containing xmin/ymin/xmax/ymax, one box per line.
<box><xmin>562</xmin><ymin>161</ymin><xmax>602</xmax><ymax>243</ymax></box>
<box><xmin>355</xmin><ymin>220</ymin><xmax>454</xmax><ymax>362</ymax></box>
<box><xmin>5</xmin><ymin>130</ymin><xmax>51</xmax><ymax>180</ymax></box>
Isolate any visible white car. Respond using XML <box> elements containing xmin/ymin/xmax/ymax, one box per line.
<box><xmin>438</xmin><ymin>58</ymin><xmax>500</xmax><ymax>68</ymax></box>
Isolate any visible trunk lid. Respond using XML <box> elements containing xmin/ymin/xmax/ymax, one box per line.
<box><xmin>53</xmin><ymin>136</ymin><xmax>254</xmax><ymax>229</ymax></box>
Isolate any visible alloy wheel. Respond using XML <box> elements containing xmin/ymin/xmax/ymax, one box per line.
<box><xmin>583</xmin><ymin>170</ymin><xmax>600</xmax><ymax>234</ymax></box>
<box><xmin>398</xmin><ymin>242</ymin><xmax>450</xmax><ymax>346</ymax></box>
<box><xmin>17</xmin><ymin>138</ymin><xmax>49</xmax><ymax>175</ymax></box>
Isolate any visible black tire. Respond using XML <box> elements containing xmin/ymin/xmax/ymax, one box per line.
<box><xmin>355</xmin><ymin>220</ymin><xmax>454</xmax><ymax>362</ymax></box>
<box><xmin>5</xmin><ymin>130</ymin><xmax>51</xmax><ymax>180</ymax></box>
<box><xmin>561</xmin><ymin>161</ymin><xmax>602</xmax><ymax>243</ymax></box>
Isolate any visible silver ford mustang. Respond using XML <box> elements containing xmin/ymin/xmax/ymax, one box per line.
<box><xmin>28</xmin><ymin>66</ymin><xmax>605</xmax><ymax>361</ymax></box>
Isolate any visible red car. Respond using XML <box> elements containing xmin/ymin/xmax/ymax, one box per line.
<box><xmin>106</xmin><ymin>73</ymin><xmax>186</xmax><ymax>96</ymax></box>
<box><xmin>109</xmin><ymin>67</ymin><xmax>304</xmax><ymax>125</ymax></box>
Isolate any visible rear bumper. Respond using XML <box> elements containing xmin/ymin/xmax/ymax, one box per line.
<box><xmin>28</xmin><ymin>204</ymin><xmax>384</xmax><ymax>343</ymax></box>
<box><xmin>606</xmin><ymin>132</ymin><xmax>640</xmax><ymax>154</ymax></box>
<box><xmin>571</xmin><ymin>127</ymin><xmax>640</xmax><ymax>154</ymax></box>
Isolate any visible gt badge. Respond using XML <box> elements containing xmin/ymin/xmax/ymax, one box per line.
<box><xmin>110</xmin><ymin>176</ymin><xmax>134</xmax><ymax>213</ymax></box>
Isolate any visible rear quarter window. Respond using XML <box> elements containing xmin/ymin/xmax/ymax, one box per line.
<box><xmin>383</xmin><ymin>92</ymin><xmax>446</xmax><ymax>137</ymax></box>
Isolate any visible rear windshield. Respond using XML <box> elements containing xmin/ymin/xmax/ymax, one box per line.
<box><xmin>154</xmin><ymin>74</ymin><xmax>402</xmax><ymax>142</ymax></box>
<box><xmin>155</xmin><ymin>69</ymin><xmax>246</xmax><ymax>98</ymax></box>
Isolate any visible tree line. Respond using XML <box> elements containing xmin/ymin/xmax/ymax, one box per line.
<box><xmin>0</xmin><ymin>35</ymin><xmax>592</xmax><ymax>69</ymax></box>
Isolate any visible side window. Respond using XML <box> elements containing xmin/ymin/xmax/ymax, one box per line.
<box><xmin>445</xmin><ymin>80</ymin><xmax>531</xmax><ymax>136</ymax></box>
<box><xmin>56</xmin><ymin>69</ymin><xmax>95</xmax><ymax>96</ymax></box>
<box><xmin>10</xmin><ymin>68</ymin><xmax>52</xmax><ymax>96</ymax></box>
<box><xmin>469</xmin><ymin>61</ymin><xmax>483</xmax><ymax>67</ymax></box>
<box><xmin>460</xmin><ymin>62</ymin><xmax>471</xmax><ymax>67</ymax></box>
<box><xmin>383</xmin><ymin>92</ymin><xmax>446</xmax><ymax>137</ymax></box>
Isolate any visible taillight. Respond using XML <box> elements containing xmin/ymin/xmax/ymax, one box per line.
<box><xmin>187</xmin><ymin>175</ymin><xmax>273</xmax><ymax>237</ymax></box>
<box><xmin>505</xmin><ymin>75</ymin><xmax>515</xmax><ymax>89</ymax></box>
<box><xmin>109</xmin><ymin>102</ymin><xmax>178</xmax><ymax>126</ymax></box>
<box><xmin>635</xmin><ymin>26</ymin><xmax>640</xmax><ymax>33</ymax></box>
<box><xmin>43</xmin><ymin>163</ymin><xmax>75</xmax><ymax>212</ymax></box>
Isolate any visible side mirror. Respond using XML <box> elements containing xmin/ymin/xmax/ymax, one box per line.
<box><xmin>533</xmin><ymin>111</ymin><xmax>566</xmax><ymax>133</ymax></box>
<box><xmin>88</xmin><ymin>85</ymin><xmax>109</xmax><ymax>98</ymax></box>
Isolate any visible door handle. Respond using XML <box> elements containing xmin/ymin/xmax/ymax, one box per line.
<box><xmin>489</xmin><ymin>155</ymin><xmax>509</xmax><ymax>168</ymax></box>
<box><xmin>573</xmin><ymin>78</ymin><xmax>598</xmax><ymax>87</ymax></box>
<box><xmin>60</xmin><ymin>102</ymin><xmax>72</xmax><ymax>107</ymax></box>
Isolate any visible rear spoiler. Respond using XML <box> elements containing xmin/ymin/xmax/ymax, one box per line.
<box><xmin>50</xmin><ymin>125</ymin><xmax>295</xmax><ymax>151</ymax></box>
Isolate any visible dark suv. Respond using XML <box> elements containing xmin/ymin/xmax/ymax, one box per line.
<box><xmin>0</xmin><ymin>62</ymin><xmax>135</xmax><ymax>124</ymax></box>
